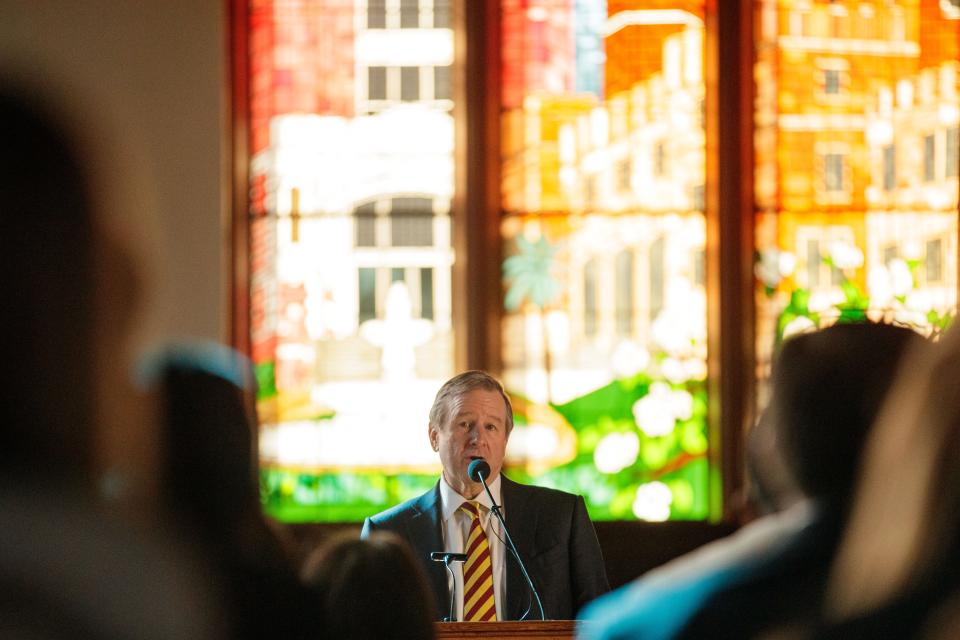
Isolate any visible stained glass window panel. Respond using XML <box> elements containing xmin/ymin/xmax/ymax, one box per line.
<box><xmin>754</xmin><ymin>0</ymin><xmax>959</xmax><ymax>386</ymax></box>
<box><xmin>500</xmin><ymin>0</ymin><xmax>711</xmax><ymax>521</ymax></box>
<box><xmin>250</xmin><ymin>0</ymin><xmax>456</xmax><ymax>522</ymax></box>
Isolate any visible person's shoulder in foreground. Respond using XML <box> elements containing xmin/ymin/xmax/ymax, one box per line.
<box><xmin>578</xmin><ymin>323</ymin><xmax>923</xmax><ymax>639</ymax></box>
<box><xmin>577</xmin><ymin>502</ymin><xmax>816</xmax><ymax>640</ymax></box>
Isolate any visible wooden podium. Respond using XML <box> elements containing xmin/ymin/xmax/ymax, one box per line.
<box><xmin>435</xmin><ymin>620</ymin><xmax>577</xmax><ymax>639</ymax></box>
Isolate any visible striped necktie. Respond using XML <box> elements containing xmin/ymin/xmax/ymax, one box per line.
<box><xmin>460</xmin><ymin>501</ymin><xmax>497</xmax><ymax>621</ymax></box>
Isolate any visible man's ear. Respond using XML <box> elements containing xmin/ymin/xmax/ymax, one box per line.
<box><xmin>428</xmin><ymin>423</ymin><xmax>439</xmax><ymax>452</ymax></box>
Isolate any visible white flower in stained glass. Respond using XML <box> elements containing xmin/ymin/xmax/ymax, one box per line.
<box><xmin>683</xmin><ymin>358</ymin><xmax>708</xmax><ymax>381</ymax></box>
<box><xmin>756</xmin><ymin>249</ymin><xmax>796</xmax><ymax>288</ymax></box>
<box><xmin>783</xmin><ymin>316</ymin><xmax>816</xmax><ymax>339</ymax></box>
<box><xmin>829</xmin><ymin>240</ymin><xmax>864</xmax><ymax>270</ymax></box>
<box><xmin>894</xmin><ymin>308</ymin><xmax>927</xmax><ymax>327</ymax></box>
<box><xmin>756</xmin><ymin>252</ymin><xmax>779</xmax><ymax>288</ymax></box>
<box><xmin>594</xmin><ymin>432</ymin><xmax>640</xmax><ymax>474</ymax></box>
<box><xmin>779</xmin><ymin>251</ymin><xmax>797</xmax><ymax>277</ymax></box>
<box><xmin>868</xmin><ymin>264</ymin><xmax>894</xmax><ymax>307</ymax></box>
<box><xmin>611</xmin><ymin>340</ymin><xmax>650</xmax><ymax>378</ymax></box>
<box><xmin>661</xmin><ymin>357</ymin><xmax>688</xmax><ymax>384</ymax></box>
<box><xmin>650</xmin><ymin>283</ymin><xmax>706</xmax><ymax>357</ymax></box>
<box><xmin>808</xmin><ymin>290</ymin><xmax>842</xmax><ymax>314</ymax></box>
<box><xmin>651</xmin><ymin>308</ymin><xmax>690</xmax><ymax>355</ymax></box>
<box><xmin>888</xmin><ymin>258</ymin><xmax>913</xmax><ymax>297</ymax></box>
<box><xmin>668</xmin><ymin>388</ymin><xmax>694</xmax><ymax>422</ymax></box>
<box><xmin>507</xmin><ymin>424</ymin><xmax>559</xmax><ymax>462</ymax></box>
<box><xmin>633</xmin><ymin>481</ymin><xmax>673</xmax><ymax>521</ymax></box>
<box><xmin>633</xmin><ymin>383</ymin><xmax>677</xmax><ymax>437</ymax></box>
<box><xmin>906</xmin><ymin>289</ymin><xmax>933</xmax><ymax>314</ymax></box>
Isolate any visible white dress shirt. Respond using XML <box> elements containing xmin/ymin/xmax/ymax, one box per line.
<box><xmin>438</xmin><ymin>474</ymin><xmax>507</xmax><ymax>621</ymax></box>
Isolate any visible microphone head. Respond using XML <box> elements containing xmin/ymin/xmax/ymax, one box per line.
<box><xmin>467</xmin><ymin>457</ymin><xmax>491</xmax><ymax>482</ymax></box>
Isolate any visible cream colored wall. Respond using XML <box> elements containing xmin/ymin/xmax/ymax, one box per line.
<box><xmin>0</xmin><ymin>0</ymin><xmax>228</xmax><ymax>347</ymax></box>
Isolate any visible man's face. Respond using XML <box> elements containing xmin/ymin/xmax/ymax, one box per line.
<box><xmin>429</xmin><ymin>388</ymin><xmax>509</xmax><ymax>498</ymax></box>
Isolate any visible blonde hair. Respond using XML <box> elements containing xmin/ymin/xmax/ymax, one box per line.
<box><xmin>428</xmin><ymin>370</ymin><xmax>514</xmax><ymax>434</ymax></box>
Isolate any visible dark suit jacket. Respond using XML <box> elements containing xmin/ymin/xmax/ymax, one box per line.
<box><xmin>361</xmin><ymin>475</ymin><xmax>609</xmax><ymax>621</ymax></box>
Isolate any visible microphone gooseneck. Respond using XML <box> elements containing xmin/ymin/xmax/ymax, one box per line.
<box><xmin>431</xmin><ymin>551</ymin><xmax>467</xmax><ymax>621</ymax></box>
<box><xmin>468</xmin><ymin>457</ymin><xmax>546</xmax><ymax>621</ymax></box>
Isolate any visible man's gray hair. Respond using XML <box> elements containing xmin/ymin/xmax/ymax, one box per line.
<box><xmin>428</xmin><ymin>370</ymin><xmax>514</xmax><ymax>434</ymax></box>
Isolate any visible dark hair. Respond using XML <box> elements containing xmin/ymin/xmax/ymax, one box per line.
<box><xmin>149</xmin><ymin>342</ymin><xmax>260</xmax><ymax>527</ymax></box>
<box><xmin>429</xmin><ymin>370</ymin><xmax>514</xmax><ymax>434</ymax></box>
<box><xmin>303</xmin><ymin>531</ymin><xmax>437</xmax><ymax>640</ymax></box>
<box><xmin>767</xmin><ymin>322</ymin><xmax>922</xmax><ymax>504</ymax></box>
<box><xmin>0</xmin><ymin>86</ymin><xmax>98</xmax><ymax>480</ymax></box>
<box><xmin>149</xmin><ymin>341</ymin><xmax>318</xmax><ymax>639</ymax></box>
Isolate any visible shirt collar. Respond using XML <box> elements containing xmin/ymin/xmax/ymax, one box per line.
<box><xmin>439</xmin><ymin>472</ymin><xmax>502</xmax><ymax>522</ymax></box>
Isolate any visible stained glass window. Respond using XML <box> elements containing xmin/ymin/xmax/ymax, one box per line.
<box><xmin>242</xmin><ymin>0</ymin><xmax>958</xmax><ymax>524</ymax></box>
<box><xmin>754</xmin><ymin>0</ymin><xmax>960</xmax><ymax>385</ymax></box>
<box><xmin>499</xmin><ymin>0</ymin><xmax>711</xmax><ymax>521</ymax></box>
<box><xmin>250</xmin><ymin>0</ymin><xmax>456</xmax><ymax>522</ymax></box>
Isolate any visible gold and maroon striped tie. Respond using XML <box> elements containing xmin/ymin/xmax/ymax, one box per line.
<box><xmin>460</xmin><ymin>501</ymin><xmax>497</xmax><ymax>622</ymax></box>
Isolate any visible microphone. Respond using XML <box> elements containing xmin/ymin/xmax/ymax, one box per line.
<box><xmin>467</xmin><ymin>458</ymin><xmax>491</xmax><ymax>483</ymax></box>
<box><xmin>467</xmin><ymin>457</ymin><xmax>546</xmax><ymax>621</ymax></box>
<box><xmin>431</xmin><ymin>551</ymin><xmax>467</xmax><ymax>621</ymax></box>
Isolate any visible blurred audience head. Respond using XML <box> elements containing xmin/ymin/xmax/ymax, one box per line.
<box><xmin>0</xmin><ymin>74</ymin><xmax>224</xmax><ymax>640</ymax></box>
<box><xmin>827</xmin><ymin>321</ymin><xmax>960</xmax><ymax>624</ymax></box>
<box><xmin>142</xmin><ymin>340</ymin><xmax>320</xmax><ymax>640</ymax></box>
<box><xmin>750</xmin><ymin>322</ymin><xmax>922</xmax><ymax>513</ymax></box>
<box><xmin>738</xmin><ymin>421</ymin><xmax>790</xmax><ymax>519</ymax></box>
<box><xmin>0</xmin><ymin>82</ymin><xmax>98</xmax><ymax>481</ymax></box>
<box><xmin>0</xmin><ymin>77</ymin><xmax>142</xmax><ymax>490</ymax></box>
<box><xmin>143</xmin><ymin>341</ymin><xmax>259</xmax><ymax>531</ymax></box>
<box><xmin>303</xmin><ymin>531</ymin><xmax>437</xmax><ymax>640</ymax></box>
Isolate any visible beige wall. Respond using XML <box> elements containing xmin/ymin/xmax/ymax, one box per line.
<box><xmin>0</xmin><ymin>0</ymin><xmax>228</xmax><ymax>348</ymax></box>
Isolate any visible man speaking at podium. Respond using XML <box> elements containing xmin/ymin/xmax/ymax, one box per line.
<box><xmin>361</xmin><ymin>370</ymin><xmax>609</xmax><ymax>621</ymax></box>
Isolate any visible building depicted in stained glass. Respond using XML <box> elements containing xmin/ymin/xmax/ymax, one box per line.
<box><xmin>754</xmin><ymin>0</ymin><xmax>959</xmax><ymax>377</ymax></box>
<box><xmin>245</xmin><ymin>0</ymin><xmax>958</xmax><ymax>524</ymax></box>
<box><xmin>502</xmin><ymin>0</ymin><xmax>578</xmax><ymax>111</ymax></box>
<box><xmin>251</xmin><ymin>0</ymin><xmax>457</xmax><ymax>521</ymax></box>
<box><xmin>500</xmin><ymin>2</ymin><xmax>710</xmax><ymax>521</ymax></box>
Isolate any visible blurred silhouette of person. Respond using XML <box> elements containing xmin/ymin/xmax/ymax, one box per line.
<box><xmin>146</xmin><ymin>340</ymin><xmax>319</xmax><ymax>640</ymax></box>
<box><xmin>302</xmin><ymin>530</ymin><xmax>437</xmax><ymax>640</ymax></box>
<box><xmin>579</xmin><ymin>322</ymin><xmax>922</xmax><ymax>640</ymax></box>
<box><xmin>0</xmin><ymin>78</ymin><xmax>224</xmax><ymax>638</ymax></box>
<box><xmin>0</xmin><ymin>85</ymin><xmax>122</xmax><ymax>491</ymax></box>
<box><xmin>819</xmin><ymin>320</ymin><xmax>960</xmax><ymax>639</ymax></box>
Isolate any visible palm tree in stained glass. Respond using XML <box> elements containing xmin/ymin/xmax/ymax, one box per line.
<box><xmin>504</xmin><ymin>235</ymin><xmax>562</xmax><ymax>404</ymax></box>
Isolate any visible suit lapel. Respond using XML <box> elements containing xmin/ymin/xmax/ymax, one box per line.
<box><xmin>405</xmin><ymin>482</ymin><xmax>449</xmax><ymax>619</ymax></box>
<box><xmin>501</xmin><ymin>476</ymin><xmax>539</xmax><ymax>620</ymax></box>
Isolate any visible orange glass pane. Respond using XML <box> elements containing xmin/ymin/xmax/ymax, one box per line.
<box><xmin>754</xmin><ymin>0</ymin><xmax>959</xmax><ymax>383</ymax></box>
